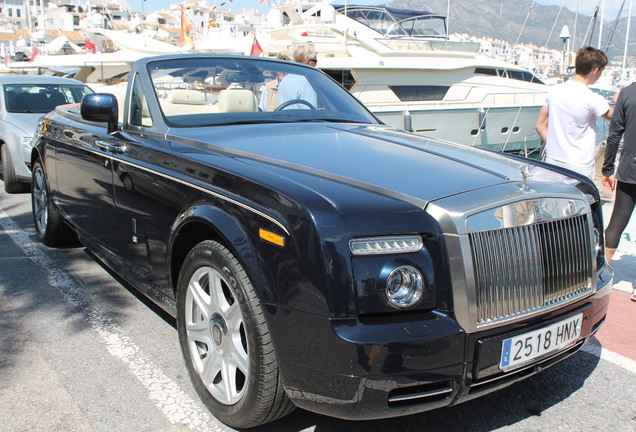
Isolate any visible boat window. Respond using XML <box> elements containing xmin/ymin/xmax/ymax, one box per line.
<box><xmin>129</xmin><ymin>73</ymin><xmax>153</xmax><ymax>127</ymax></box>
<box><xmin>475</xmin><ymin>68</ymin><xmax>544</xmax><ymax>84</ymax></box>
<box><xmin>321</xmin><ymin>69</ymin><xmax>356</xmax><ymax>90</ymax></box>
<box><xmin>475</xmin><ymin>68</ymin><xmax>499</xmax><ymax>76</ymax></box>
<box><xmin>398</xmin><ymin>16</ymin><xmax>446</xmax><ymax>38</ymax></box>
<box><xmin>339</xmin><ymin>7</ymin><xmax>406</xmax><ymax>37</ymax></box>
<box><xmin>389</xmin><ymin>85</ymin><xmax>450</xmax><ymax>101</ymax></box>
<box><xmin>507</xmin><ymin>70</ymin><xmax>525</xmax><ymax>81</ymax></box>
<box><xmin>337</xmin><ymin>6</ymin><xmax>447</xmax><ymax>38</ymax></box>
<box><xmin>147</xmin><ymin>57</ymin><xmax>377</xmax><ymax>128</ymax></box>
<box><xmin>526</xmin><ymin>72</ymin><xmax>545</xmax><ymax>84</ymax></box>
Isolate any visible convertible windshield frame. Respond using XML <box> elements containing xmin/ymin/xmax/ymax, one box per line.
<box><xmin>146</xmin><ymin>56</ymin><xmax>379</xmax><ymax>128</ymax></box>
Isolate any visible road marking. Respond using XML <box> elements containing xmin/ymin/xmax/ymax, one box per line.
<box><xmin>583</xmin><ymin>342</ymin><xmax>636</xmax><ymax>374</ymax></box>
<box><xmin>0</xmin><ymin>210</ymin><xmax>228</xmax><ymax>432</ymax></box>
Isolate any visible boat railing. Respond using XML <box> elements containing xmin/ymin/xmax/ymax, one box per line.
<box><xmin>521</xmin><ymin>132</ymin><xmax>544</xmax><ymax>159</ymax></box>
<box><xmin>377</xmin><ymin>38</ymin><xmax>480</xmax><ymax>53</ymax></box>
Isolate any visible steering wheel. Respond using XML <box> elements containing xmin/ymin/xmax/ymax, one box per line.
<box><xmin>274</xmin><ymin>99</ymin><xmax>316</xmax><ymax>111</ymax></box>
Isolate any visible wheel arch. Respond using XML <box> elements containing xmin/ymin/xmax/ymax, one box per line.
<box><xmin>30</xmin><ymin>146</ymin><xmax>43</xmax><ymax>168</ymax></box>
<box><xmin>169</xmin><ymin>204</ymin><xmax>277</xmax><ymax>305</ymax></box>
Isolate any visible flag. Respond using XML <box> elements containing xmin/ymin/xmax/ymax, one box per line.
<box><xmin>29</xmin><ymin>46</ymin><xmax>40</xmax><ymax>61</ymax></box>
<box><xmin>250</xmin><ymin>37</ymin><xmax>263</xmax><ymax>57</ymax></box>
<box><xmin>260</xmin><ymin>0</ymin><xmax>270</xmax><ymax>4</ymax></box>
<box><xmin>179</xmin><ymin>7</ymin><xmax>194</xmax><ymax>46</ymax></box>
<box><xmin>85</xmin><ymin>38</ymin><xmax>96</xmax><ymax>54</ymax></box>
<box><xmin>208</xmin><ymin>19</ymin><xmax>217</xmax><ymax>26</ymax></box>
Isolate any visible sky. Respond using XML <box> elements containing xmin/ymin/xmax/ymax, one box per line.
<box><xmin>136</xmin><ymin>0</ymin><xmax>629</xmax><ymax>19</ymax></box>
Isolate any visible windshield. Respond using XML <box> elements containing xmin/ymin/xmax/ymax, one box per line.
<box><xmin>338</xmin><ymin>7</ymin><xmax>447</xmax><ymax>38</ymax></box>
<box><xmin>4</xmin><ymin>84</ymin><xmax>93</xmax><ymax>113</ymax></box>
<box><xmin>147</xmin><ymin>57</ymin><xmax>379</xmax><ymax>127</ymax></box>
<box><xmin>398</xmin><ymin>16</ymin><xmax>446</xmax><ymax>38</ymax></box>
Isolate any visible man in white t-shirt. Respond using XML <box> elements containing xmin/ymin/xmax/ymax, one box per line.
<box><xmin>535</xmin><ymin>46</ymin><xmax>614</xmax><ymax>179</ymax></box>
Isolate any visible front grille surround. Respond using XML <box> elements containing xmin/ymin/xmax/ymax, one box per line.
<box><xmin>469</xmin><ymin>214</ymin><xmax>594</xmax><ymax>327</ymax></box>
<box><xmin>426</xmin><ymin>188</ymin><xmax>598</xmax><ymax>333</ymax></box>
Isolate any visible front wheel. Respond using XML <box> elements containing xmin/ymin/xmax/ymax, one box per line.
<box><xmin>176</xmin><ymin>240</ymin><xmax>294</xmax><ymax>428</ymax></box>
<box><xmin>31</xmin><ymin>159</ymin><xmax>77</xmax><ymax>246</ymax></box>
<box><xmin>2</xmin><ymin>144</ymin><xmax>29</xmax><ymax>193</ymax></box>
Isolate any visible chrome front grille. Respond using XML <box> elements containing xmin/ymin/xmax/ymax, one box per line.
<box><xmin>469</xmin><ymin>214</ymin><xmax>594</xmax><ymax>327</ymax></box>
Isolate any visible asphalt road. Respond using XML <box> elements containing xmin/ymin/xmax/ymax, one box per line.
<box><xmin>1</xmin><ymin>182</ymin><xmax>635</xmax><ymax>432</ymax></box>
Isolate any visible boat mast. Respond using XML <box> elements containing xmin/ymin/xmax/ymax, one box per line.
<box><xmin>598</xmin><ymin>0</ymin><xmax>604</xmax><ymax>47</ymax></box>
<box><xmin>622</xmin><ymin>0</ymin><xmax>633</xmax><ymax>83</ymax></box>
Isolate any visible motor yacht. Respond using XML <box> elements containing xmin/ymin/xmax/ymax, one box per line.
<box><xmin>260</xmin><ymin>1</ymin><xmax>548</xmax><ymax>154</ymax></box>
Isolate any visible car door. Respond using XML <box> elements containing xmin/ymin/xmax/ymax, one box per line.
<box><xmin>109</xmin><ymin>132</ymin><xmax>190</xmax><ymax>290</ymax></box>
<box><xmin>53</xmin><ymin>122</ymin><xmax>120</xmax><ymax>250</ymax></box>
<box><xmin>107</xmin><ymin>75</ymin><xmax>190</xmax><ymax>296</ymax></box>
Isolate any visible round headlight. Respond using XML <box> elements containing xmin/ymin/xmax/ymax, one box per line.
<box><xmin>385</xmin><ymin>266</ymin><xmax>424</xmax><ymax>308</ymax></box>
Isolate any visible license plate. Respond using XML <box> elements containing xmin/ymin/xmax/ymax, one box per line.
<box><xmin>499</xmin><ymin>313</ymin><xmax>583</xmax><ymax>371</ymax></box>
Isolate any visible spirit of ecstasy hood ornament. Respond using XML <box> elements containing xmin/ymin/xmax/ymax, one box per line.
<box><xmin>520</xmin><ymin>165</ymin><xmax>533</xmax><ymax>191</ymax></box>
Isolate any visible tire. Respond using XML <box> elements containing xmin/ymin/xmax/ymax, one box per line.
<box><xmin>31</xmin><ymin>159</ymin><xmax>77</xmax><ymax>246</ymax></box>
<box><xmin>176</xmin><ymin>240</ymin><xmax>294</xmax><ymax>428</ymax></box>
<box><xmin>2</xmin><ymin>144</ymin><xmax>29</xmax><ymax>193</ymax></box>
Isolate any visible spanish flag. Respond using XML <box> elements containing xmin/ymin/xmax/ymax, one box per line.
<box><xmin>179</xmin><ymin>8</ymin><xmax>194</xmax><ymax>46</ymax></box>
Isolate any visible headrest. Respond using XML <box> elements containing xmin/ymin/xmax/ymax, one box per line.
<box><xmin>226</xmin><ymin>71</ymin><xmax>247</xmax><ymax>83</ymax></box>
<box><xmin>218</xmin><ymin>89</ymin><xmax>256</xmax><ymax>113</ymax></box>
<box><xmin>167</xmin><ymin>89</ymin><xmax>206</xmax><ymax>105</ymax></box>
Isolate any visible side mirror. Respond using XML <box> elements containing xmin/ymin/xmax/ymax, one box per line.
<box><xmin>80</xmin><ymin>93</ymin><xmax>119</xmax><ymax>134</ymax></box>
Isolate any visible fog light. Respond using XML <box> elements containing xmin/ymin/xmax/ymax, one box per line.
<box><xmin>385</xmin><ymin>266</ymin><xmax>424</xmax><ymax>308</ymax></box>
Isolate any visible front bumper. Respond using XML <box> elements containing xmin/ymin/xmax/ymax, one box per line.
<box><xmin>265</xmin><ymin>263</ymin><xmax>612</xmax><ymax>420</ymax></box>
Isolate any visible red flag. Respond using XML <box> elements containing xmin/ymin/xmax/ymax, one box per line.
<box><xmin>29</xmin><ymin>46</ymin><xmax>40</xmax><ymax>61</ymax></box>
<box><xmin>250</xmin><ymin>37</ymin><xmax>263</xmax><ymax>57</ymax></box>
<box><xmin>85</xmin><ymin>38</ymin><xmax>96</xmax><ymax>54</ymax></box>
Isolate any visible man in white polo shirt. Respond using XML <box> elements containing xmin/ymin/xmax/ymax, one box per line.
<box><xmin>535</xmin><ymin>46</ymin><xmax>614</xmax><ymax>179</ymax></box>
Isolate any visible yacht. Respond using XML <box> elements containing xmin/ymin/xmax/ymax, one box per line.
<box><xmin>259</xmin><ymin>2</ymin><xmax>548</xmax><ymax>155</ymax></box>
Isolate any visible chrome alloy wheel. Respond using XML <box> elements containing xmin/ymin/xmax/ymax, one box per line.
<box><xmin>32</xmin><ymin>165</ymin><xmax>49</xmax><ymax>235</ymax></box>
<box><xmin>185</xmin><ymin>266</ymin><xmax>249</xmax><ymax>405</ymax></box>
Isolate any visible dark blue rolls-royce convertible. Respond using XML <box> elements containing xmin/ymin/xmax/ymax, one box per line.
<box><xmin>30</xmin><ymin>54</ymin><xmax>612</xmax><ymax>428</ymax></box>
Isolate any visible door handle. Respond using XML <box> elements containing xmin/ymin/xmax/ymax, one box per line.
<box><xmin>95</xmin><ymin>140</ymin><xmax>126</xmax><ymax>154</ymax></box>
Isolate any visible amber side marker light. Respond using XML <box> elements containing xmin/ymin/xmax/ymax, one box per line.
<box><xmin>259</xmin><ymin>228</ymin><xmax>285</xmax><ymax>246</ymax></box>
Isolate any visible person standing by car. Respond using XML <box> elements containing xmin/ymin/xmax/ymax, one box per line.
<box><xmin>535</xmin><ymin>46</ymin><xmax>614</xmax><ymax>179</ymax></box>
<box><xmin>277</xmin><ymin>45</ymin><xmax>318</xmax><ymax>109</ymax></box>
<box><xmin>259</xmin><ymin>54</ymin><xmax>290</xmax><ymax>111</ymax></box>
<box><xmin>601</xmin><ymin>83</ymin><xmax>636</xmax><ymax>302</ymax></box>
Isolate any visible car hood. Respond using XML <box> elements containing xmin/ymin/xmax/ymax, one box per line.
<box><xmin>2</xmin><ymin>113</ymin><xmax>44</xmax><ymax>136</ymax></box>
<box><xmin>170</xmin><ymin>123</ymin><xmax>567</xmax><ymax>205</ymax></box>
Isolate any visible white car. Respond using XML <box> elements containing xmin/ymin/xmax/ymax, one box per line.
<box><xmin>0</xmin><ymin>75</ymin><xmax>92</xmax><ymax>193</ymax></box>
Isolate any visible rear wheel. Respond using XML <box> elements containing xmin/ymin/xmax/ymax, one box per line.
<box><xmin>176</xmin><ymin>240</ymin><xmax>294</xmax><ymax>428</ymax></box>
<box><xmin>2</xmin><ymin>144</ymin><xmax>29</xmax><ymax>193</ymax></box>
<box><xmin>31</xmin><ymin>159</ymin><xmax>77</xmax><ymax>246</ymax></box>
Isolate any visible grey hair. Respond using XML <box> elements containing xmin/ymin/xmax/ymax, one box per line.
<box><xmin>292</xmin><ymin>45</ymin><xmax>317</xmax><ymax>64</ymax></box>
